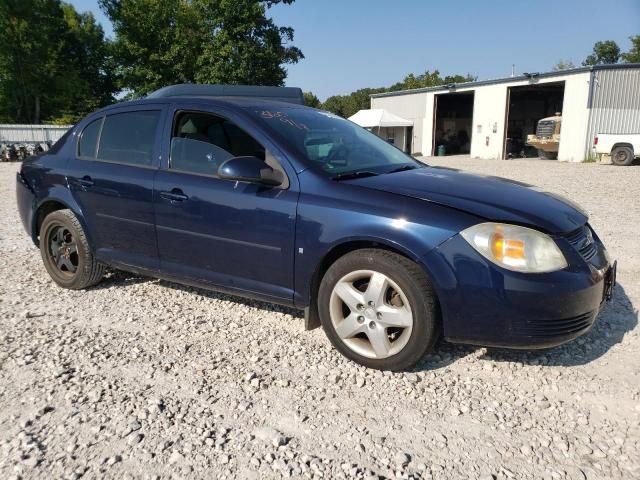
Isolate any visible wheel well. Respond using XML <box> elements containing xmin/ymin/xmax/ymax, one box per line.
<box><xmin>305</xmin><ymin>241</ymin><xmax>442</xmax><ymax>330</ymax></box>
<box><xmin>34</xmin><ymin>201</ymin><xmax>67</xmax><ymax>244</ymax></box>
<box><xmin>309</xmin><ymin>241</ymin><xmax>430</xmax><ymax>306</ymax></box>
<box><xmin>612</xmin><ymin>143</ymin><xmax>634</xmax><ymax>153</ymax></box>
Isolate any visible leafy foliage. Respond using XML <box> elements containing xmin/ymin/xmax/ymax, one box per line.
<box><xmin>552</xmin><ymin>59</ymin><xmax>576</xmax><ymax>71</ymax></box>
<box><xmin>0</xmin><ymin>0</ymin><xmax>116</xmax><ymax>123</ymax></box>
<box><xmin>583</xmin><ymin>40</ymin><xmax>621</xmax><ymax>66</ymax></box>
<box><xmin>99</xmin><ymin>0</ymin><xmax>303</xmax><ymax>98</ymax></box>
<box><xmin>321</xmin><ymin>70</ymin><xmax>476</xmax><ymax>118</ymax></box>
<box><xmin>0</xmin><ymin>0</ymin><xmax>301</xmax><ymax>121</ymax></box>
<box><xmin>303</xmin><ymin>92</ymin><xmax>321</xmax><ymax>108</ymax></box>
<box><xmin>621</xmin><ymin>35</ymin><xmax>640</xmax><ymax>63</ymax></box>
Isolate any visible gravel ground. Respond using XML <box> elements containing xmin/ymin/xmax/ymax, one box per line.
<box><xmin>1</xmin><ymin>157</ymin><xmax>639</xmax><ymax>480</ymax></box>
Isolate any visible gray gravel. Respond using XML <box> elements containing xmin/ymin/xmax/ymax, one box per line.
<box><xmin>1</xmin><ymin>157</ymin><xmax>639</xmax><ymax>480</ymax></box>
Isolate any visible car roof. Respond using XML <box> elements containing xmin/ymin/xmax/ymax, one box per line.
<box><xmin>147</xmin><ymin>84</ymin><xmax>304</xmax><ymax>104</ymax></box>
<box><xmin>94</xmin><ymin>96</ymin><xmax>312</xmax><ymax>115</ymax></box>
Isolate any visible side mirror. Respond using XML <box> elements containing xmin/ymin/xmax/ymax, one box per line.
<box><xmin>218</xmin><ymin>156</ymin><xmax>282</xmax><ymax>186</ymax></box>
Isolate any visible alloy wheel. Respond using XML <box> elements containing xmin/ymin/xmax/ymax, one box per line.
<box><xmin>329</xmin><ymin>269</ymin><xmax>413</xmax><ymax>359</ymax></box>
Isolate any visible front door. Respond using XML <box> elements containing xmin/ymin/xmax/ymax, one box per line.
<box><xmin>154</xmin><ymin>107</ymin><xmax>299</xmax><ymax>302</ymax></box>
<box><xmin>66</xmin><ymin>106</ymin><xmax>164</xmax><ymax>270</ymax></box>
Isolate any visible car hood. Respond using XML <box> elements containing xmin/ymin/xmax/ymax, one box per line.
<box><xmin>346</xmin><ymin>166</ymin><xmax>587</xmax><ymax>234</ymax></box>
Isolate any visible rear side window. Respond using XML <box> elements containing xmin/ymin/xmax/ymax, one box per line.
<box><xmin>78</xmin><ymin>118</ymin><xmax>102</xmax><ymax>158</ymax></box>
<box><xmin>97</xmin><ymin>110</ymin><xmax>160</xmax><ymax>166</ymax></box>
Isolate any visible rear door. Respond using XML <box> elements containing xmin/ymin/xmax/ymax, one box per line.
<box><xmin>66</xmin><ymin>105</ymin><xmax>164</xmax><ymax>270</ymax></box>
<box><xmin>153</xmin><ymin>105</ymin><xmax>299</xmax><ymax>302</ymax></box>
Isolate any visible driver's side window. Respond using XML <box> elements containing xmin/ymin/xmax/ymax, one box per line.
<box><xmin>170</xmin><ymin>111</ymin><xmax>266</xmax><ymax>176</ymax></box>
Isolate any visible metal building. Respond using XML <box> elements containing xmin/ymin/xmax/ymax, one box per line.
<box><xmin>370</xmin><ymin>64</ymin><xmax>640</xmax><ymax>162</ymax></box>
<box><xmin>0</xmin><ymin>124</ymin><xmax>72</xmax><ymax>144</ymax></box>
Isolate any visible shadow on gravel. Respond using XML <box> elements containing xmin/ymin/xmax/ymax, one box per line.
<box><xmin>93</xmin><ymin>269</ymin><xmax>304</xmax><ymax>319</ymax></box>
<box><xmin>94</xmin><ymin>271</ymin><xmax>636</xmax><ymax>370</ymax></box>
<box><xmin>91</xmin><ymin>270</ymin><xmax>152</xmax><ymax>289</ymax></box>
<box><xmin>413</xmin><ymin>341</ymin><xmax>480</xmax><ymax>372</ymax></box>
<box><xmin>479</xmin><ymin>282</ymin><xmax>637</xmax><ymax>367</ymax></box>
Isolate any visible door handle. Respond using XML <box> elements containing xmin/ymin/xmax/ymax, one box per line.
<box><xmin>159</xmin><ymin>189</ymin><xmax>189</xmax><ymax>202</ymax></box>
<box><xmin>77</xmin><ymin>176</ymin><xmax>94</xmax><ymax>187</ymax></box>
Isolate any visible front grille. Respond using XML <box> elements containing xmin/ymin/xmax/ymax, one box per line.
<box><xmin>536</xmin><ymin>120</ymin><xmax>555</xmax><ymax>138</ymax></box>
<box><xmin>565</xmin><ymin>225</ymin><xmax>597</xmax><ymax>262</ymax></box>
<box><xmin>513</xmin><ymin>311</ymin><xmax>596</xmax><ymax>337</ymax></box>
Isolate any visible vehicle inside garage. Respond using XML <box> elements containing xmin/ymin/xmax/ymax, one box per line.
<box><xmin>504</xmin><ymin>81</ymin><xmax>565</xmax><ymax>159</ymax></box>
<box><xmin>433</xmin><ymin>91</ymin><xmax>474</xmax><ymax>156</ymax></box>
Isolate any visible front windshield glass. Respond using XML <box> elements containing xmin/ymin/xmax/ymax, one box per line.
<box><xmin>251</xmin><ymin>108</ymin><xmax>421</xmax><ymax>176</ymax></box>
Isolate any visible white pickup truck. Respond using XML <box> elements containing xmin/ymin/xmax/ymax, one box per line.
<box><xmin>594</xmin><ymin>134</ymin><xmax>640</xmax><ymax>166</ymax></box>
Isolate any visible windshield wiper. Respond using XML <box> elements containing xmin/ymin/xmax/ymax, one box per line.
<box><xmin>331</xmin><ymin>170</ymin><xmax>380</xmax><ymax>181</ymax></box>
<box><xmin>386</xmin><ymin>164</ymin><xmax>420</xmax><ymax>174</ymax></box>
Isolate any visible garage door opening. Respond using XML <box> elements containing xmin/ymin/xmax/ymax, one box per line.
<box><xmin>432</xmin><ymin>91</ymin><xmax>474</xmax><ymax>156</ymax></box>
<box><xmin>503</xmin><ymin>81</ymin><xmax>565</xmax><ymax>159</ymax></box>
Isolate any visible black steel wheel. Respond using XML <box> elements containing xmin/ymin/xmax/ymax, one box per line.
<box><xmin>39</xmin><ymin>209</ymin><xmax>104</xmax><ymax>289</ymax></box>
<box><xmin>48</xmin><ymin>225</ymin><xmax>79</xmax><ymax>275</ymax></box>
<box><xmin>611</xmin><ymin>146</ymin><xmax>634</xmax><ymax>166</ymax></box>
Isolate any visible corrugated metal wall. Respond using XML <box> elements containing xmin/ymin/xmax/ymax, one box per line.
<box><xmin>0</xmin><ymin>124</ymin><xmax>72</xmax><ymax>143</ymax></box>
<box><xmin>585</xmin><ymin>68</ymin><xmax>640</xmax><ymax>156</ymax></box>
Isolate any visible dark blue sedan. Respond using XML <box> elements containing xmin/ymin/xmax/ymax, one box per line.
<box><xmin>16</xmin><ymin>85</ymin><xmax>616</xmax><ymax>370</ymax></box>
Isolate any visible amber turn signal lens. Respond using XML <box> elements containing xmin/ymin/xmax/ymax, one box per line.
<box><xmin>461</xmin><ymin>223</ymin><xmax>568</xmax><ymax>273</ymax></box>
<box><xmin>491</xmin><ymin>232</ymin><xmax>525</xmax><ymax>262</ymax></box>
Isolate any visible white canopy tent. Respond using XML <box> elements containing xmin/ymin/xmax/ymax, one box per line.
<box><xmin>348</xmin><ymin>109</ymin><xmax>413</xmax><ymax>128</ymax></box>
<box><xmin>348</xmin><ymin>109</ymin><xmax>414</xmax><ymax>152</ymax></box>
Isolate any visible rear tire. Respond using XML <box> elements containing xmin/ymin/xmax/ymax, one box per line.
<box><xmin>611</xmin><ymin>146</ymin><xmax>634</xmax><ymax>166</ymax></box>
<box><xmin>39</xmin><ymin>209</ymin><xmax>104</xmax><ymax>289</ymax></box>
<box><xmin>318</xmin><ymin>249</ymin><xmax>439</xmax><ymax>371</ymax></box>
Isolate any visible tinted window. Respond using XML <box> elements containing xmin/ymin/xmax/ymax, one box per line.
<box><xmin>251</xmin><ymin>108</ymin><xmax>419</xmax><ymax>177</ymax></box>
<box><xmin>170</xmin><ymin>111</ymin><xmax>265</xmax><ymax>175</ymax></box>
<box><xmin>97</xmin><ymin>110</ymin><xmax>160</xmax><ymax>166</ymax></box>
<box><xmin>78</xmin><ymin>118</ymin><xmax>102</xmax><ymax>158</ymax></box>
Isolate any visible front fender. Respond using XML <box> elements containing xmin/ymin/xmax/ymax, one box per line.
<box><xmin>292</xmin><ymin>174</ymin><xmax>481</xmax><ymax>307</ymax></box>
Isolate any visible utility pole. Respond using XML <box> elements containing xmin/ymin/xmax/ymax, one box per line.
<box><xmin>511</xmin><ymin>64</ymin><xmax>516</xmax><ymax>77</ymax></box>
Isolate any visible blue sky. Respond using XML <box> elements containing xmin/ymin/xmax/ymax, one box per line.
<box><xmin>68</xmin><ymin>0</ymin><xmax>639</xmax><ymax>100</ymax></box>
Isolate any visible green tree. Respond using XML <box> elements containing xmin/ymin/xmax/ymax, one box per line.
<box><xmin>303</xmin><ymin>92</ymin><xmax>321</xmax><ymax>108</ymax></box>
<box><xmin>0</xmin><ymin>0</ymin><xmax>67</xmax><ymax>123</ymax></box>
<box><xmin>621</xmin><ymin>35</ymin><xmax>640</xmax><ymax>63</ymax></box>
<box><xmin>552</xmin><ymin>59</ymin><xmax>576</xmax><ymax>71</ymax></box>
<box><xmin>100</xmin><ymin>0</ymin><xmax>303</xmax><ymax>98</ymax></box>
<box><xmin>321</xmin><ymin>87</ymin><xmax>387</xmax><ymax>118</ymax></box>
<box><xmin>389</xmin><ymin>70</ymin><xmax>475</xmax><ymax>91</ymax></box>
<box><xmin>53</xmin><ymin>4</ymin><xmax>117</xmax><ymax>123</ymax></box>
<box><xmin>320</xmin><ymin>70</ymin><xmax>476</xmax><ymax>118</ymax></box>
<box><xmin>583</xmin><ymin>40</ymin><xmax>620</xmax><ymax>66</ymax></box>
<box><xmin>0</xmin><ymin>0</ymin><xmax>116</xmax><ymax>123</ymax></box>
<box><xmin>321</xmin><ymin>95</ymin><xmax>348</xmax><ymax>117</ymax></box>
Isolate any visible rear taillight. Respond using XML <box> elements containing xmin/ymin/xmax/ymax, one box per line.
<box><xmin>594</xmin><ymin>136</ymin><xmax>598</xmax><ymax>146</ymax></box>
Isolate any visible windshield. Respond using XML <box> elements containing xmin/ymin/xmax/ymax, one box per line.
<box><xmin>250</xmin><ymin>108</ymin><xmax>421</xmax><ymax>177</ymax></box>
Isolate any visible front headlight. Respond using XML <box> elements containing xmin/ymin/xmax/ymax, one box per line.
<box><xmin>460</xmin><ymin>223</ymin><xmax>567</xmax><ymax>273</ymax></box>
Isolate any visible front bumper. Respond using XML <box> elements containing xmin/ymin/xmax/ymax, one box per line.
<box><xmin>424</xmin><ymin>230</ymin><xmax>615</xmax><ymax>349</ymax></box>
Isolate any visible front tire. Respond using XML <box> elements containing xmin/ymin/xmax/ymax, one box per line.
<box><xmin>611</xmin><ymin>146</ymin><xmax>634</xmax><ymax>166</ymax></box>
<box><xmin>39</xmin><ymin>209</ymin><xmax>104</xmax><ymax>289</ymax></box>
<box><xmin>318</xmin><ymin>249</ymin><xmax>439</xmax><ymax>371</ymax></box>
